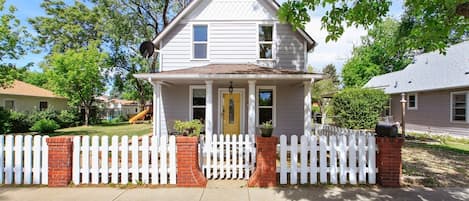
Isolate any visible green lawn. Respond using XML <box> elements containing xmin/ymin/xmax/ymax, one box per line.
<box><xmin>53</xmin><ymin>122</ymin><xmax>152</xmax><ymax>137</ymax></box>
<box><xmin>406</xmin><ymin>132</ymin><xmax>469</xmax><ymax>153</ymax></box>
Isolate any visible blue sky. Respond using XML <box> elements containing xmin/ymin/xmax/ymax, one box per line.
<box><xmin>6</xmin><ymin>0</ymin><xmax>404</xmax><ymax>74</ymax></box>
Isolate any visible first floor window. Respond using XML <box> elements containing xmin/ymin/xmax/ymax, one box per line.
<box><xmin>191</xmin><ymin>87</ymin><xmax>206</xmax><ymax>123</ymax></box>
<box><xmin>4</xmin><ymin>100</ymin><xmax>15</xmax><ymax>111</ymax></box>
<box><xmin>39</xmin><ymin>101</ymin><xmax>48</xmax><ymax>111</ymax></box>
<box><xmin>407</xmin><ymin>93</ymin><xmax>417</xmax><ymax>109</ymax></box>
<box><xmin>452</xmin><ymin>93</ymin><xmax>466</xmax><ymax>122</ymax></box>
<box><xmin>257</xmin><ymin>87</ymin><xmax>275</xmax><ymax>125</ymax></box>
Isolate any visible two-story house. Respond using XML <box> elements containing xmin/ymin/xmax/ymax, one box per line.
<box><xmin>135</xmin><ymin>0</ymin><xmax>322</xmax><ymax>141</ymax></box>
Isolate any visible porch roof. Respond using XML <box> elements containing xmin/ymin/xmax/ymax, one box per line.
<box><xmin>134</xmin><ymin>64</ymin><xmax>323</xmax><ymax>81</ymax></box>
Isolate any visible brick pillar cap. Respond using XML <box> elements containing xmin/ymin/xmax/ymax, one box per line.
<box><xmin>255</xmin><ymin>136</ymin><xmax>278</xmax><ymax>144</ymax></box>
<box><xmin>46</xmin><ymin>136</ymin><xmax>73</xmax><ymax>143</ymax></box>
<box><xmin>176</xmin><ymin>136</ymin><xmax>199</xmax><ymax>143</ymax></box>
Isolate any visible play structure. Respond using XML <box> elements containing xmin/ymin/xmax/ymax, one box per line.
<box><xmin>128</xmin><ymin>108</ymin><xmax>150</xmax><ymax>124</ymax></box>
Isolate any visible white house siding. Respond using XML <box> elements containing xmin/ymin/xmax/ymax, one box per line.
<box><xmin>160</xmin><ymin>80</ymin><xmax>304</xmax><ymax>137</ymax></box>
<box><xmin>160</xmin><ymin>0</ymin><xmax>307</xmax><ymax>71</ymax></box>
<box><xmin>0</xmin><ymin>94</ymin><xmax>68</xmax><ymax>113</ymax></box>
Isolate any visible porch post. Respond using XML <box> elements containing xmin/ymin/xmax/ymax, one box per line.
<box><xmin>205</xmin><ymin>80</ymin><xmax>213</xmax><ymax>143</ymax></box>
<box><xmin>248</xmin><ymin>80</ymin><xmax>256</xmax><ymax>139</ymax></box>
<box><xmin>304</xmin><ymin>80</ymin><xmax>313</xmax><ymax>136</ymax></box>
<box><xmin>152</xmin><ymin>81</ymin><xmax>162</xmax><ymax>137</ymax></box>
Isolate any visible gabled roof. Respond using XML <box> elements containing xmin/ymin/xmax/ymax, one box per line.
<box><xmin>0</xmin><ymin>80</ymin><xmax>66</xmax><ymax>99</ymax></box>
<box><xmin>364</xmin><ymin>41</ymin><xmax>469</xmax><ymax>94</ymax></box>
<box><xmin>152</xmin><ymin>0</ymin><xmax>316</xmax><ymax>51</ymax></box>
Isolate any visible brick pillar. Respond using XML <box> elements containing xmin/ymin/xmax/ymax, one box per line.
<box><xmin>376</xmin><ymin>137</ymin><xmax>404</xmax><ymax>187</ymax></box>
<box><xmin>46</xmin><ymin>136</ymin><xmax>73</xmax><ymax>187</ymax></box>
<box><xmin>176</xmin><ymin>136</ymin><xmax>207</xmax><ymax>187</ymax></box>
<box><xmin>248</xmin><ymin>136</ymin><xmax>278</xmax><ymax>187</ymax></box>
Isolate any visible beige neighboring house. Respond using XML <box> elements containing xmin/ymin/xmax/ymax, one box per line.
<box><xmin>96</xmin><ymin>96</ymin><xmax>140</xmax><ymax>120</ymax></box>
<box><xmin>0</xmin><ymin>80</ymin><xmax>68</xmax><ymax>113</ymax></box>
<box><xmin>365</xmin><ymin>41</ymin><xmax>469</xmax><ymax>138</ymax></box>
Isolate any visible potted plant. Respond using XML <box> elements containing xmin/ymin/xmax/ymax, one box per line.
<box><xmin>173</xmin><ymin>119</ymin><xmax>203</xmax><ymax>137</ymax></box>
<box><xmin>259</xmin><ymin>120</ymin><xmax>273</xmax><ymax>137</ymax></box>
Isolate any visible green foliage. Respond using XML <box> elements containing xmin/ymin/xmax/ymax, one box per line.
<box><xmin>322</xmin><ymin>64</ymin><xmax>340</xmax><ymax>84</ymax></box>
<box><xmin>18</xmin><ymin>70</ymin><xmax>49</xmax><ymax>89</ymax></box>
<box><xmin>342</xmin><ymin>19</ymin><xmax>413</xmax><ymax>88</ymax></box>
<box><xmin>57</xmin><ymin>110</ymin><xmax>80</xmax><ymax>128</ymax></box>
<box><xmin>173</xmin><ymin>119</ymin><xmax>203</xmax><ymax>137</ymax></box>
<box><xmin>45</xmin><ymin>43</ymin><xmax>108</xmax><ymax>125</ymax></box>
<box><xmin>8</xmin><ymin>111</ymin><xmax>32</xmax><ymax>133</ymax></box>
<box><xmin>331</xmin><ymin>88</ymin><xmax>388</xmax><ymax>129</ymax></box>
<box><xmin>30</xmin><ymin>119</ymin><xmax>60</xmax><ymax>134</ymax></box>
<box><xmin>0</xmin><ymin>0</ymin><xmax>31</xmax><ymax>88</ymax></box>
<box><xmin>0</xmin><ymin>107</ymin><xmax>10</xmax><ymax>134</ymax></box>
<box><xmin>278</xmin><ymin>0</ymin><xmax>468</xmax><ymax>53</ymax></box>
<box><xmin>260</xmin><ymin>120</ymin><xmax>273</xmax><ymax>129</ymax></box>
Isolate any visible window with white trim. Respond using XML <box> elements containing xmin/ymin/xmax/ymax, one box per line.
<box><xmin>258</xmin><ymin>24</ymin><xmax>273</xmax><ymax>59</ymax></box>
<box><xmin>257</xmin><ymin>86</ymin><xmax>275</xmax><ymax>125</ymax></box>
<box><xmin>452</xmin><ymin>92</ymin><xmax>466</xmax><ymax>122</ymax></box>
<box><xmin>407</xmin><ymin>93</ymin><xmax>417</xmax><ymax>110</ymax></box>
<box><xmin>4</xmin><ymin>100</ymin><xmax>15</xmax><ymax>111</ymax></box>
<box><xmin>190</xmin><ymin>86</ymin><xmax>206</xmax><ymax>123</ymax></box>
<box><xmin>192</xmin><ymin>25</ymin><xmax>208</xmax><ymax>59</ymax></box>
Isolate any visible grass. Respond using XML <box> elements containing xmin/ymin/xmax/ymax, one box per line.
<box><xmin>402</xmin><ymin>132</ymin><xmax>469</xmax><ymax>187</ymax></box>
<box><xmin>53</xmin><ymin>121</ymin><xmax>152</xmax><ymax>137</ymax></box>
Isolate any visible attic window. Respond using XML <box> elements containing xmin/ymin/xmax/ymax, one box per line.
<box><xmin>259</xmin><ymin>25</ymin><xmax>273</xmax><ymax>59</ymax></box>
<box><xmin>193</xmin><ymin>25</ymin><xmax>208</xmax><ymax>59</ymax></box>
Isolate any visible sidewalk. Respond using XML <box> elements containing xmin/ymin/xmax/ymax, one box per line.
<box><xmin>0</xmin><ymin>181</ymin><xmax>468</xmax><ymax>201</ymax></box>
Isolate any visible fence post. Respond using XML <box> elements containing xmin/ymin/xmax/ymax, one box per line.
<box><xmin>176</xmin><ymin>136</ymin><xmax>207</xmax><ymax>187</ymax></box>
<box><xmin>46</xmin><ymin>136</ymin><xmax>73</xmax><ymax>187</ymax></box>
<box><xmin>376</xmin><ymin>136</ymin><xmax>404</xmax><ymax>187</ymax></box>
<box><xmin>248</xmin><ymin>136</ymin><xmax>278</xmax><ymax>187</ymax></box>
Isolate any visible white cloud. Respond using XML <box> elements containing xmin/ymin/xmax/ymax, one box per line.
<box><xmin>305</xmin><ymin>17</ymin><xmax>367</xmax><ymax>74</ymax></box>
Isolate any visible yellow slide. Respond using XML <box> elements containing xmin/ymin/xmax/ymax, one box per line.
<box><xmin>128</xmin><ymin>109</ymin><xmax>150</xmax><ymax>124</ymax></box>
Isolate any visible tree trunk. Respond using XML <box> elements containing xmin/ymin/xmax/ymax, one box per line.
<box><xmin>84</xmin><ymin>105</ymin><xmax>90</xmax><ymax>126</ymax></box>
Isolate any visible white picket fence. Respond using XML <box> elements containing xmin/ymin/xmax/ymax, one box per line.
<box><xmin>278</xmin><ymin>132</ymin><xmax>377</xmax><ymax>185</ymax></box>
<box><xmin>200</xmin><ymin>134</ymin><xmax>255</xmax><ymax>180</ymax></box>
<box><xmin>72</xmin><ymin>135</ymin><xmax>176</xmax><ymax>185</ymax></box>
<box><xmin>0</xmin><ymin>135</ymin><xmax>49</xmax><ymax>185</ymax></box>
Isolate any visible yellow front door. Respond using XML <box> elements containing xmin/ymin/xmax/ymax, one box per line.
<box><xmin>223</xmin><ymin>93</ymin><xmax>241</xmax><ymax>134</ymax></box>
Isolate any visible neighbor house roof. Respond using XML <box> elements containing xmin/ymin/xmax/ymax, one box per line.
<box><xmin>0</xmin><ymin>80</ymin><xmax>66</xmax><ymax>99</ymax></box>
<box><xmin>134</xmin><ymin>64</ymin><xmax>323</xmax><ymax>80</ymax></box>
<box><xmin>152</xmin><ymin>0</ymin><xmax>317</xmax><ymax>51</ymax></box>
<box><xmin>364</xmin><ymin>41</ymin><xmax>469</xmax><ymax>94</ymax></box>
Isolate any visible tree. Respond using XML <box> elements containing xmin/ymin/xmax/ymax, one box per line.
<box><xmin>95</xmin><ymin>0</ymin><xmax>190</xmax><ymax>109</ymax></box>
<box><xmin>45</xmin><ymin>43</ymin><xmax>108</xmax><ymax>126</ymax></box>
<box><xmin>322</xmin><ymin>64</ymin><xmax>339</xmax><ymax>84</ymax></box>
<box><xmin>341</xmin><ymin>19</ymin><xmax>413</xmax><ymax>88</ymax></box>
<box><xmin>278</xmin><ymin>0</ymin><xmax>468</xmax><ymax>53</ymax></box>
<box><xmin>0</xmin><ymin>0</ymin><xmax>30</xmax><ymax>88</ymax></box>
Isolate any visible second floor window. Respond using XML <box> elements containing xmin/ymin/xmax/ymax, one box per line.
<box><xmin>193</xmin><ymin>25</ymin><xmax>208</xmax><ymax>59</ymax></box>
<box><xmin>259</xmin><ymin>25</ymin><xmax>273</xmax><ymax>59</ymax></box>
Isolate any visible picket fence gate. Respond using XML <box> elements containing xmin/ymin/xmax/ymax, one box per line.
<box><xmin>72</xmin><ymin>135</ymin><xmax>176</xmax><ymax>185</ymax></box>
<box><xmin>0</xmin><ymin>135</ymin><xmax>49</xmax><ymax>185</ymax></box>
<box><xmin>200</xmin><ymin>134</ymin><xmax>255</xmax><ymax>180</ymax></box>
<box><xmin>278</xmin><ymin>133</ymin><xmax>377</xmax><ymax>185</ymax></box>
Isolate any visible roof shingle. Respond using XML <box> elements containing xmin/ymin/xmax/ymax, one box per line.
<box><xmin>0</xmin><ymin>80</ymin><xmax>66</xmax><ymax>99</ymax></box>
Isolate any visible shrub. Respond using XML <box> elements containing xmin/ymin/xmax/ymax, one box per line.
<box><xmin>28</xmin><ymin>109</ymin><xmax>59</xmax><ymax>125</ymax></box>
<box><xmin>0</xmin><ymin>108</ymin><xmax>10</xmax><ymax>134</ymax></box>
<box><xmin>331</xmin><ymin>88</ymin><xmax>388</xmax><ymax>129</ymax></box>
<box><xmin>174</xmin><ymin>119</ymin><xmax>203</xmax><ymax>136</ymax></box>
<box><xmin>8</xmin><ymin>111</ymin><xmax>32</xmax><ymax>133</ymax></box>
<box><xmin>30</xmin><ymin>119</ymin><xmax>60</xmax><ymax>134</ymax></box>
<box><xmin>57</xmin><ymin>110</ymin><xmax>79</xmax><ymax>128</ymax></box>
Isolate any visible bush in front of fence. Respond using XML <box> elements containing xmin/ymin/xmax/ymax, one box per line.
<box><xmin>332</xmin><ymin>88</ymin><xmax>388</xmax><ymax>129</ymax></box>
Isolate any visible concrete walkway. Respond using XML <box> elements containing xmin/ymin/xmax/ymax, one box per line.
<box><xmin>0</xmin><ymin>181</ymin><xmax>468</xmax><ymax>201</ymax></box>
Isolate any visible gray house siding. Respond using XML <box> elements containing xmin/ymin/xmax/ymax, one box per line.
<box><xmin>161</xmin><ymin>81</ymin><xmax>304</xmax><ymax>137</ymax></box>
<box><xmin>390</xmin><ymin>87</ymin><xmax>469</xmax><ymax>136</ymax></box>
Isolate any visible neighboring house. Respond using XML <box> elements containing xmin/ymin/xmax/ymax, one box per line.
<box><xmin>134</xmin><ymin>0</ymin><xmax>322</xmax><ymax>139</ymax></box>
<box><xmin>364</xmin><ymin>41</ymin><xmax>469</xmax><ymax>137</ymax></box>
<box><xmin>96</xmin><ymin>96</ymin><xmax>141</xmax><ymax>120</ymax></box>
<box><xmin>0</xmin><ymin>80</ymin><xmax>68</xmax><ymax>113</ymax></box>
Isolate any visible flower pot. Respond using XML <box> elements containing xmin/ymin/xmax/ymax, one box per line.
<box><xmin>260</xmin><ymin>128</ymin><xmax>273</xmax><ymax>137</ymax></box>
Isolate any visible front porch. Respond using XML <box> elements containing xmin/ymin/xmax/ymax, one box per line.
<box><xmin>134</xmin><ymin>64</ymin><xmax>323</xmax><ymax>142</ymax></box>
